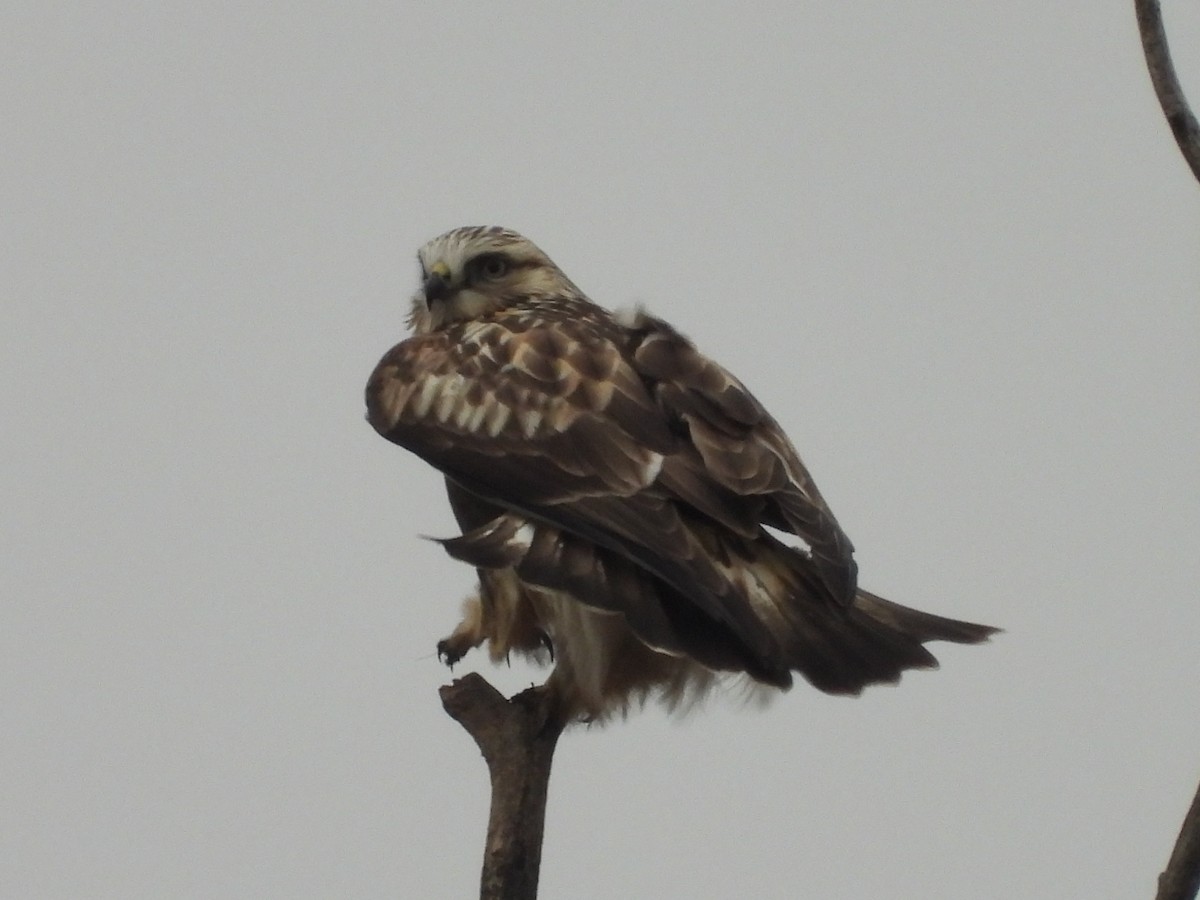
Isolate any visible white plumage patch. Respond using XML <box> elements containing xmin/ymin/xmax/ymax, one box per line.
<box><xmin>410</xmin><ymin>376</ymin><xmax>441</xmax><ymax>418</ymax></box>
<box><xmin>483</xmin><ymin>402</ymin><xmax>509</xmax><ymax>437</ymax></box>
<box><xmin>613</xmin><ymin>304</ymin><xmax>647</xmax><ymax>328</ymax></box>
<box><xmin>433</xmin><ymin>376</ymin><xmax>464</xmax><ymax>423</ymax></box>
<box><xmin>464</xmin><ymin>402</ymin><xmax>488</xmax><ymax>433</ymax></box>
<box><xmin>641</xmin><ymin>452</ymin><xmax>665</xmax><ymax>483</ymax></box>
<box><xmin>518</xmin><ymin>408</ymin><xmax>543</xmax><ymax>438</ymax></box>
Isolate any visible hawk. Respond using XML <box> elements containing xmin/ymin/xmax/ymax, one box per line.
<box><xmin>366</xmin><ymin>226</ymin><xmax>996</xmax><ymax>720</ymax></box>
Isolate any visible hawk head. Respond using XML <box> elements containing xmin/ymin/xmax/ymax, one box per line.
<box><xmin>407</xmin><ymin>226</ymin><xmax>584</xmax><ymax>334</ymax></box>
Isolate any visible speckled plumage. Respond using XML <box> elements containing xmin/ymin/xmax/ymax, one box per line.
<box><xmin>366</xmin><ymin>226</ymin><xmax>996</xmax><ymax>720</ymax></box>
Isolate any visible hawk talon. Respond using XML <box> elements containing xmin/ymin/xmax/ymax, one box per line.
<box><xmin>436</xmin><ymin>638</ymin><xmax>465</xmax><ymax>668</ymax></box>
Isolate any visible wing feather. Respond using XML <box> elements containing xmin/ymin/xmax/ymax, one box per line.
<box><xmin>625</xmin><ymin>309</ymin><xmax>859</xmax><ymax>604</ymax></box>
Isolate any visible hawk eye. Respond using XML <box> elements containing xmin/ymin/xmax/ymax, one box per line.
<box><xmin>474</xmin><ymin>254</ymin><xmax>510</xmax><ymax>280</ymax></box>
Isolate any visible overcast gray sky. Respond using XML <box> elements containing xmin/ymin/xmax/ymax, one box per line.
<box><xmin>4</xmin><ymin>2</ymin><xmax>1199</xmax><ymax>898</ymax></box>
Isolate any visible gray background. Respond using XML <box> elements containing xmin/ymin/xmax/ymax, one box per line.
<box><xmin>4</xmin><ymin>2</ymin><xmax>1199</xmax><ymax>898</ymax></box>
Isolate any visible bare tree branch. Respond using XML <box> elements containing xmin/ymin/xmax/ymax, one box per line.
<box><xmin>1157</xmin><ymin>776</ymin><xmax>1200</xmax><ymax>900</ymax></box>
<box><xmin>1135</xmin><ymin>0</ymin><xmax>1200</xmax><ymax>183</ymax></box>
<box><xmin>1135</xmin><ymin>8</ymin><xmax>1200</xmax><ymax>895</ymax></box>
<box><xmin>440</xmin><ymin>674</ymin><xmax>566</xmax><ymax>900</ymax></box>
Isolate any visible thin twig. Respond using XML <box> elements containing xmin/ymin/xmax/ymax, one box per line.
<box><xmin>440</xmin><ymin>674</ymin><xmax>566</xmax><ymax>900</ymax></box>
<box><xmin>1157</xmin><ymin>775</ymin><xmax>1200</xmax><ymax>900</ymax></box>
<box><xmin>1135</xmin><ymin>0</ymin><xmax>1200</xmax><ymax>183</ymax></box>
<box><xmin>1134</xmin><ymin>5</ymin><xmax>1200</xmax><ymax>892</ymax></box>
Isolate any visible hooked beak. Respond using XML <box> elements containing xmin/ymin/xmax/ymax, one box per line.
<box><xmin>423</xmin><ymin>261</ymin><xmax>452</xmax><ymax>304</ymax></box>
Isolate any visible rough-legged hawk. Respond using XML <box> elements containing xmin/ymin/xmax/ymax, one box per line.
<box><xmin>366</xmin><ymin>226</ymin><xmax>996</xmax><ymax>720</ymax></box>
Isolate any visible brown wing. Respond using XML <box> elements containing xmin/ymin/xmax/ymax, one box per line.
<box><xmin>366</xmin><ymin>316</ymin><xmax>673</xmax><ymax>502</ymax></box>
<box><xmin>365</xmin><ymin>312</ymin><xmax>788</xmax><ymax>672</ymax></box>
<box><xmin>624</xmin><ymin>309</ymin><xmax>858</xmax><ymax>605</ymax></box>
